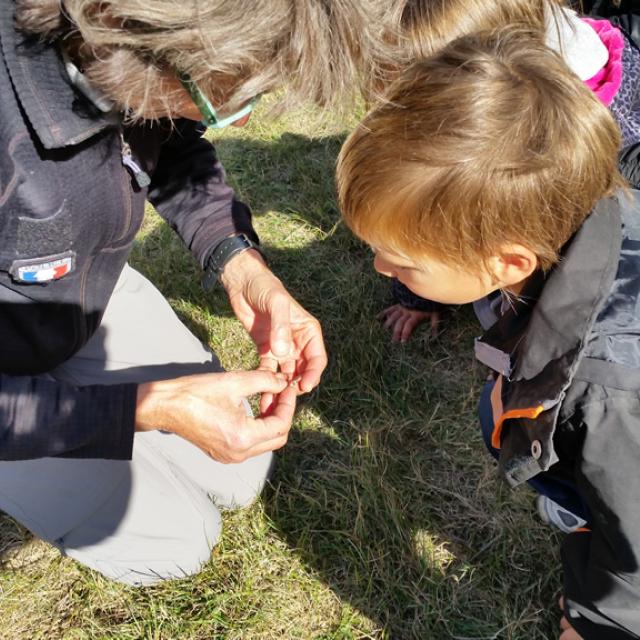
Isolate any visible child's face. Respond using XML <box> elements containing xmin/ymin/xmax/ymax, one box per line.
<box><xmin>372</xmin><ymin>247</ymin><xmax>498</xmax><ymax>304</ymax></box>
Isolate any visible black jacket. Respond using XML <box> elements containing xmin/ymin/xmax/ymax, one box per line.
<box><xmin>476</xmin><ymin>190</ymin><xmax>640</xmax><ymax>639</ymax></box>
<box><xmin>589</xmin><ymin>0</ymin><xmax>640</xmax><ymax>45</ymax></box>
<box><xmin>0</xmin><ymin>5</ymin><xmax>257</xmax><ymax>460</ymax></box>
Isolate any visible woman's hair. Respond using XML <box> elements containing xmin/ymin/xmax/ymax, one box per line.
<box><xmin>16</xmin><ymin>0</ymin><xmax>394</xmax><ymax>119</ymax></box>
<box><xmin>337</xmin><ymin>28</ymin><xmax>623</xmax><ymax>271</ymax></box>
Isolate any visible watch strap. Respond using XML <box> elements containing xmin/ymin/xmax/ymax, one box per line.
<box><xmin>202</xmin><ymin>233</ymin><xmax>258</xmax><ymax>290</ymax></box>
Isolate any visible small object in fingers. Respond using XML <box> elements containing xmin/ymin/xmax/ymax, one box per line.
<box><xmin>289</xmin><ymin>375</ymin><xmax>302</xmax><ymax>387</ymax></box>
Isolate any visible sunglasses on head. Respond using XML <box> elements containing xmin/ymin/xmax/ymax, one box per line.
<box><xmin>178</xmin><ymin>73</ymin><xmax>259</xmax><ymax>129</ymax></box>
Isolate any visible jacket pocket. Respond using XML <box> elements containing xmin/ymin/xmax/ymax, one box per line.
<box><xmin>16</xmin><ymin>198</ymin><xmax>73</xmax><ymax>257</ymax></box>
<box><xmin>0</xmin><ymin>200</ymin><xmax>77</xmax><ymax>282</ymax></box>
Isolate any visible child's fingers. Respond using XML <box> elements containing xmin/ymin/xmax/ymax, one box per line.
<box><xmin>392</xmin><ymin>315</ymin><xmax>409</xmax><ymax>342</ymax></box>
<box><xmin>559</xmin><ymin>615</ymin><xmax>584</xmax><ymax>639</ymax></box>
<box><xmin>384</xmin><ymin>308</ymin><xmax>404</xmax><ymax>330</ymax></box>
<box><xmin>376</xmin><ymin>304</ymin><xmax>399</xmax><ymax>322</ymax></box>
<box><xmin>400</xmin><ymin>315</ymin><xmax>421</xmax><ymax>342</ymax></box>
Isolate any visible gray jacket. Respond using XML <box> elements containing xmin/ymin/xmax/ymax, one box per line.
<box><xmin>476</xmin><ymin>190</ymin><xmax>640</xmax><ymax>638</ymax></box>
<box><xmin>0</xmin><ymin>5</ymin><xmax>257</xmax><ymax>460</ymax></box>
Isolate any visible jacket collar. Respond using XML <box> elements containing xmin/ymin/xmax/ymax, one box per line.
<box><xmin>0</xmin><ymin>3</ymin><xmax>113</xmax><ymax>149</ymax></box>
<box><xmin>478</xmin><ymin>194</ymin><xmax>623</xmax><ymax>389</ymax></box>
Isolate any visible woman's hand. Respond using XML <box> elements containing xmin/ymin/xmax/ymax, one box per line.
<box><xmin>135</xmin><ymin>370</ymin><xmax>296</xmax><ymax>463</ymax></box>
<box><xmin>220</xmin><ymin>249</ymin><xmax>327</xmax><ymax>410</ymax></box>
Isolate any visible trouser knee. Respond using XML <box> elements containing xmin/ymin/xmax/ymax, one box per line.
<box><xmin>213</xmin><ymin>451</ymin><xmax>274</xmax><ymax>510</ymax></box>
<box><xmin>61</xmin><ymin>499</ymin><xmax>223</xmax><ymax>587</ymax></box>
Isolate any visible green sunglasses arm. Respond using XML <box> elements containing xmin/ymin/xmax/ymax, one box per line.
<box><xmin>179</xmin><ymin>73</ymin><xmax>258</xmax><ymax>129</ymax></box>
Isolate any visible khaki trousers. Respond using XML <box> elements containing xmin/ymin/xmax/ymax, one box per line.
<box><xmin>0</xmin><ymin>264</ymin><xmax>272</xmax><ymax>585</ymax></box>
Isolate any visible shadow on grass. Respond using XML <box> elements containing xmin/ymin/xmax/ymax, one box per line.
<box><xmin>0</xmin><ymin>514</ymin><xmax>33</xmax><ymax>563</ymax></box>
<box><xmin>216</xmin><ymin>132</ymin><xmax>345</xmax><ymax>229</ymax></box>
<box><xmin>129</xmin><ymin>132</ymin><xmax>561</xmax><ymax>639</ymax></box>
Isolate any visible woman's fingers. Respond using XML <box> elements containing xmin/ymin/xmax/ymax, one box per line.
<box><xmin>253</xmin><ymin>385</ymin><xmax>297</xmax><ymax>434</ymax></box>
<box><xmin>296</xmin><ymin>331</ymin><xmax>327</xmax><ymax>392</ymax></box>
<box><xmin>258</xmin><ymin>356</ymin><xmax>279</xmax><ymax>373</ymax></box>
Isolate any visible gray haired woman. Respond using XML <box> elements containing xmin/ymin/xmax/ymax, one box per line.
<box><xmin>0</xmin><ymin>0</ymin><xmax>387</xmax><ymax>585</ymax></box>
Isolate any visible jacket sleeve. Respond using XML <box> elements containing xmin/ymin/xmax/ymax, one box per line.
<box><xmin>0</xmin><ymin>373</ymin><xmax>137</xmax><ymax>460</ymax></box>
<box><xmin>391</xmin><ymin>279</ymin><xmax>450</xmax><ymax>314</ymax></box>
<box><xmin>589</xmin><ymin>5</ymin><xmax>640</xmax><ymax>49</ymax></box>
<box><xmin>146</xmin><ymin>119</ymin><xmax>259</xmax><ymax>268</ymax></box>
<box><xmin>561</xmin><ymin>391</ymin><xmax>640</xmax><ymax>639</ymax></box>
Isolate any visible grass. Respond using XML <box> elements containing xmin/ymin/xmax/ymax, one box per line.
<box><xmin>0</xmin><ymin>103</ymin><xmax>562</xmax><ymax>639</ymax></box>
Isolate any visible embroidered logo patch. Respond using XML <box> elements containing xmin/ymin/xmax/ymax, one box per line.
<box><xmin>10</xmin><ymin>252</ymin><xmax>76</xmax><ymax>284</ymax></box>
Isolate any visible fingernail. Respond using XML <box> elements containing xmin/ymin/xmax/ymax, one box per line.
<box><xmin>273</xmin><ymin>343</ymin><xmax>290</xmax><ymax>357</ymax></box>
<box><xmin>273</xmin><ymin>327</ymin><xmax>291</xmax><ymax>355</ymax></box>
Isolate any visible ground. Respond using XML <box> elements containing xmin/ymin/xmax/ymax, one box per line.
<box><xmin>0</xmin><ymin>104</ymin><xmax>562</xmax><ymax>640</ymax></box>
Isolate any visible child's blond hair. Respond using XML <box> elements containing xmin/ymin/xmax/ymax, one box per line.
<box><xmin>390</xmin><ymin>0</ymin><xmax>564</xmax><ymax>61</ymax></box>
<box><xmin>337</xmin><ymin>28</ymin><xmax>623</xmax><ymax>271</ymax></box>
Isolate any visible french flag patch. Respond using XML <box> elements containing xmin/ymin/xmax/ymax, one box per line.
<box><xmin>10</xmin><ymin>252</ymin><xmax>76</xmax><ymax>284</ymax></box>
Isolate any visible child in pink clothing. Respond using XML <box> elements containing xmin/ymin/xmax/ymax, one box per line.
<box><xmin>582</xmin><ymin>18</ymin><xmax>624</xmax><ymax>105</ymax></box>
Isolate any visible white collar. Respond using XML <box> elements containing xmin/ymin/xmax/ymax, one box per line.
<box><xmin>60</xmin><ymin>47</ymin><xmax>114</xmax><ymax>113</ymax></box>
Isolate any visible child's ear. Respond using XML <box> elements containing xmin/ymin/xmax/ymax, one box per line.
<box><xmin>489</xmin><ymin>244</ymin><xmax>538</xmax><ymax>289</ymax></box>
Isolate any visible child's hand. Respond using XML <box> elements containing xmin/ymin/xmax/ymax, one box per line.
<box><xmin>560</xmin><ymin>616</ymin><xmax>583</xmax><ymax>639</ymax></box>
<box><xmin>559</xmin><ymin>596</ymin><xmax>584</xmax><ymax>640</ymax></box>
<box><xmin>377</xmin><ymin>303</ymin><xmax>440</xmax><ymax>342</ymax></box>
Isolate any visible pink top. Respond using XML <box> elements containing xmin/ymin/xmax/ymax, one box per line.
<box><xmin>582</xmin><ymin>18</ymin><xmax>625</xmax><ymax>106</ymax></box>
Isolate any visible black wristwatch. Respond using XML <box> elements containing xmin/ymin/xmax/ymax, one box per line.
<box><xmin>202</xmin><ymin>233</ymin><xmax>260</xmax><ymax>290</ymax></box>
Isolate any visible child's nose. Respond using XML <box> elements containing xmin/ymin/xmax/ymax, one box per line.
<box><xmin>373</xmin><ymin>254</ymin><xmax>394</xmax><ymax>278</ymax></box>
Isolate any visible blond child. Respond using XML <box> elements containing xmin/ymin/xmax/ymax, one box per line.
<box><xmin>377</xmin><ymin>0</ymin><xmax>640</xmax><ymax>342</ymax></box>
<box><xmin>338</xmin><ymin>28</ymin><xmax>637</xmax><ymax>639</ymax></box>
